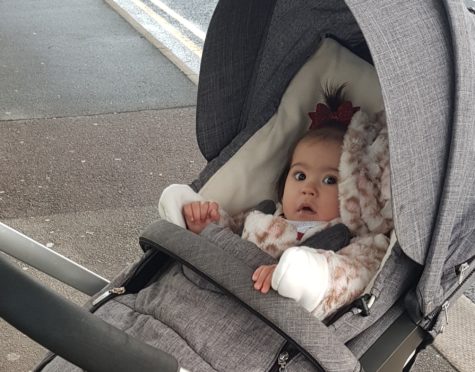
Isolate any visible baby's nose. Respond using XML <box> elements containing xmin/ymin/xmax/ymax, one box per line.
<box><xmin>302</xmin><ymin>187</ymin><xmax>317</xmax><ymax>196</ymax></box>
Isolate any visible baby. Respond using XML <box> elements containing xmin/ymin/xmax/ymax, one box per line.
<box><xmin>184</xmin><ymin>123</ymin><xmax>344</xmax><ymax>291</ymax></box>
<box><xmin>180</xmin><ymin>86</ymin><xmax>390</xmax><ymax>319</ymax></box>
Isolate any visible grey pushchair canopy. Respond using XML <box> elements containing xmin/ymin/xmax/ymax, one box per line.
<box><xmin>0</xmin><ymin>0</ymin><xmax>474</xmax><ymax>371</ymax></box>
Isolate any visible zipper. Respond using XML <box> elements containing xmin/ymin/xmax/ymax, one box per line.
<box><xmin>440</xmin><ymin>301</ymin><xmax>450</xmax><ymax>333</ymax></box>
<box><xmin>448</xmin><ymin>258</ymin><xmax>474</xmax><ymax>300</ymax></box>
<box><xmin>121</xmin><ymin>248</ymin><xmax>164</xmax><ymax>291</ymax></box>
<box><xmin>268</xmin><ymin>342</ymin><xmax>299</xmax><ymax>372</ymax></box>
<box><xmin>90</xmin><ymin>249</ymin><xmax>170</xmax><ymax>310</ymax></box>
<box><xmin>92</xmin><ymin>286</ymin><xmax>126</xmax><ymax>307</ymax></box>
<box><xmin>277</xmin><ymin>351</ymin><xmax>289</xmax><ymax>371</ymax></box>
<box><xmin>456</xmin><ymin>262</ymin><xmax>470</xmax><ymax>285</ymax></box>
<box><xmin>426</xmin><ymin>263</ymin><xmax>474</xmax><ymax>331</ymax></box>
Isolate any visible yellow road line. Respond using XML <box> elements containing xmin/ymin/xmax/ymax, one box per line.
<box><xmin>130</xmin><ymin>0</ymin><xmax>202</xmax><ymax>57</ymax></box>
<box><xmin>149</xmin><ymin>0</ymin><xmax>206</xmax><ymax>41</ymax></box>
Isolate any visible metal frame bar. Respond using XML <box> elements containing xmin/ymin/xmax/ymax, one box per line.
<box><xmin>0</xmin><ymin>222</ymin><xmax>108</xmax><ymax>296</ymax></box>
<box><xmin>359</xmin><ymin>312</ymin><xmax>427</xmax><ymax>371</ymax></box>
<box><xmin>0</xmin><ymin>253</ymin><xmax>180</xmax><ymax>372</ymax></box>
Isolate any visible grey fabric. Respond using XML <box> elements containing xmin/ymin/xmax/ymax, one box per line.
<box><xmin>417</xmin><ymin>0</ymin><xmax>475</xmax><ymax>315</ymax></box>
<box><xmin>42</xmin><ymin>264</ymin><xmax>288</xmax><ymax>372</ymax></box>
<box><xmin>345</xmin><ymin>0</ymin><xmax>475</xmax><ymax>317</ymax></box>
<box><xmin>196</xmin><ymin>0</ymin><xmax>277</xmax><ymax>161</ymax></box>
<box><xmin>141</xmin><ymin>220</ymin><xmax>361</xmax><ymax>371</ymax></box>
<box><xmin>200</xmin><ymin>223</ymin><xmax>277</xmax><ymax>269</ymax></box>
<box><xmin>302</xmin><ymin>223</ymin><xmax>351</xmax><ymax>252</ymax></box>
<box><xmin>286</xmin><ymin>354</ymin><xmax>326</xmax><ymax>372</ymax></box>
<box><xmin>107</xmin><ymin>265</ymin><xmax>285</xmax><ymax>372</ymax></box>
<box><xmin>182</xmin><ymin>265</ymin><xmax>224</xmax><ymax>294</ymax></box>
<box><xmin>333</xmin><ymin>0</ymin><xmax>454</xmax><ymax>263</ymax></box>
<box><xmin>41</xmin><ymin>261</ymin><xmax>336</xmax><ymax>372</ymax></box>
<box><xmin>330</xmin><ymin>244</ymin><xmax>421</xmax><ymax>344</ymax></box>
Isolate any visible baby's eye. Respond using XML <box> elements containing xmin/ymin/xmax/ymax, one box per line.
<box><xmin>323</xmin><ymin>175</ymin><xmax>337</xmax><ymax>185</ymax></box>
<box><xmin>293</xmin><ymin>172</ymin><xmax>306</xmax><ymax>181</ymax></box>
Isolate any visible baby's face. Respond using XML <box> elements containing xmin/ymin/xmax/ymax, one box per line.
<box><xmin>282</xmin><ymin>139</ymin><xmax>341</xmax><ymax>221</ymax></box>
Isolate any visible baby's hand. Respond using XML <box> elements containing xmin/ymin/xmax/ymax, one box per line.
<box><xmin>252</xmin><ymin>264</ymin><xmax>277</xmax><ymax>294</ymax></box>
<box><xmin>183</xmin><ymin>201</ymin><xmax>220</xmax><ymax>234</ymax></box>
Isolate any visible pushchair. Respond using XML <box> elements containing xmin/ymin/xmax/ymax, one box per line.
<box><xmin>1</xmin><ymin>0</ymin><xmax>474</xmax><ymax>371</ymax></box>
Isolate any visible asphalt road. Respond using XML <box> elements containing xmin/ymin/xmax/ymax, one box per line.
<box><xmin>0</xmin><ymin>0</ymin><xmax>197</xmax><ymax>121</ymax></box>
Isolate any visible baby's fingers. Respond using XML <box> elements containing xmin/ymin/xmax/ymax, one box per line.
<box><xmin>259</xmin><ymin>272</ymin><xmax>273</xmax><ymax>294</ymax></box>
<box><xmin>252</xmin><ymin>266</ymin><xmax>264</xmax><ymax>282</ymax></box>
<box><xmin>183</xmin><ymin>203</ymin><xmax>194</xmax><ymax>223</ymax></box>
<box><xmin>209</xmin><ymin>202</ymin><xmax>220</xmax><ymax>221</ymax></box>
<box><xmin>253</xmin><ymin>265</ymin><xmax>275</xmax><ymax>294</ymax></box>
<box><xmin>252</xmin><ymin>266</ymin><xmax>268</xmax><ymax>293</ymax></box>
<box><xmin>200</xmin><ymin>202</ymin><xmax>210</xmax><ymax>221</ymax></box>
<box><xmin>191</xmin><ymin>201</ymin><xmax>203</xmax><ymax>222</ymax></box>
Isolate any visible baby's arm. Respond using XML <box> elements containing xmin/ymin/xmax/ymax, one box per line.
<box><xmin>159</xmin><ymin>184</ymin><xmax>238</xmax><ymax>232</ymax></box>
<box><xmin>183</xmin><ymin>201</ymin><xmax>220</xmax><ymax>234</ymax></box>
<box><xmin>271</xmin><ymin>234</ymin><xmax>389</xmax><ymax>319</ymax></box>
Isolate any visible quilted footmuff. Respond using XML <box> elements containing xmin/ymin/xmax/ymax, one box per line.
<box><xmin>37</xmin><ymin>219</ymin><xmax>363</xmax><ymax>372</ymax></box>
<box><xmin>40</xmin><ymin>262</ymin><xmax>320</xmax><ymax>372</ymax></box>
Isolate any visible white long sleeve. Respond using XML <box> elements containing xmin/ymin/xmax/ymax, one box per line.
<box><xmin>271</xmin><ymin>246</ymin><xmax>329</xmax><ymax>312</ymax></box>
<box><xmin>158</xmin><ymin>184</ymin><xmax>205</xmax><ymax>228</ymax></box>
<box><xmin>158</xmin><ymin>183</ymin><xmax>236</xmax><ymax>230</ymax></box>
<box><xmin>271</xmin><ymin>234</ymin><xmax>389</xmax><ymax>319</ymax></box>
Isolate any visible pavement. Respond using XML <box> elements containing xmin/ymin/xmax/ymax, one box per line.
<box><xmin>0</xmin><ymin>0</ymin><xmax>474</xmax><ymax>371</ymax></box>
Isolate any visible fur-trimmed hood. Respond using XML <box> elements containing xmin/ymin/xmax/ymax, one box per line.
<box><xmin>338</xmin><ymin>110</ymin><xmax>393</xmax><ymax>236</ymax></box>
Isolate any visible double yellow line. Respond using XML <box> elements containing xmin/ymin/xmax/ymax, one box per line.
<box><xmin>130</xmin><ymin>0</ymin><xmax>203</xmax><ymax>58</ymax></box>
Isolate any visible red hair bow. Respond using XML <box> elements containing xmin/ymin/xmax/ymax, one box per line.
<box><xmin>308</xmin><ymin>101</ymin><xmax>360</xmax><ymax>130</ymax></box>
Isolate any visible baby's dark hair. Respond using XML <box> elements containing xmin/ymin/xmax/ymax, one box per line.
<box><xmin>276</xmin><ymin>83</ymin><xmax>353</xmax><ymax>201</ymax></box>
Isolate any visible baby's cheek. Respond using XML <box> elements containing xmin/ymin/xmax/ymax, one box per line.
<box><xmin>323</xmin><ymin>198</ymin><xmax>340</xmax><ymax>220</ymax></box>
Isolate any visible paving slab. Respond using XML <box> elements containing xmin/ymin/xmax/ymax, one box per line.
<box><xmin>412</xmin><ymin>346</ymin><xmax>459</xmax><ymax>372</ymax></box>
<box><xmin>432</xmin><ymin>296</ymin><xmax>475</xmax><ymax>372</ymax></box>
<box><xmin>0</xmin><ymin>108</ymin><xmax>205</xmax><ymax>219</ymax></box>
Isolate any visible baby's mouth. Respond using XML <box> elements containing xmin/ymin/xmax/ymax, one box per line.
<box><xmin>297</xmin><ymin>205</ymin><xmax>316</xmax><ymax>215</ymax></box>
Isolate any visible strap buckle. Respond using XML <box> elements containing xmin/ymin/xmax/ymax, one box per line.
<box><xmin>354</xmin><ymin>294</ymin><xmax>375</xmax><ymax>316</ymax></box>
